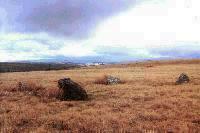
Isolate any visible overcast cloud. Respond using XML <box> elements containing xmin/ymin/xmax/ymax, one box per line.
<box><xmin>0</xmin><ymin>0</ymin><xmax>200</xmax><ymax>62</ymax></box>
<box><xmin>0</xmin><ymin>0</ymin><xmax>136</xmax><ymax>38</ymax></box>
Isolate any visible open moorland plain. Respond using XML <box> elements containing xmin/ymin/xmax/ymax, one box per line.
<box><xmin>0</xmin><ymin>59</ymin><xmax>200</xmax><ymax>132</ymax></box>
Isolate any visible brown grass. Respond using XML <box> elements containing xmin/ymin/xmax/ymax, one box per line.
<box><xmin>0</xmin><ymin>81</ymin><xmax>61</xmax><ymax>101</ymax></box>
<box><xmin>17</xmin><ymin>82</ymin><xmax>60</xmax><ymax>99</ymax></box>
<box><xmin>0</xmin><ymin>59</ymin><xmax>200</xmax><ymax>132</ymax></box>
<box><xmin>94</xmin><ymin>75</ymin><xmax>109</xmax><ymax>85</ymax></box>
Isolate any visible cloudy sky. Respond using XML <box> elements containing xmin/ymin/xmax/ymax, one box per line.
<box><xmin>0</xmin><ymin>0</ymin><xmax>200</xmax><ymax>62</ymax></box>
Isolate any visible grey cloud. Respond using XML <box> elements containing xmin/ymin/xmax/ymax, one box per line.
<box><xmin>95</xmin><ymin>46</ymin><xmax>133</xmax><ymax>56</ymax></box>
<box><xmin>149</xmin><ymin>44</ymin><xmax>200</xmax><ymax>58</ymax></box>
<box><xmin>16</xmin><ymin>39</ymin><xmax>63</xmax><ymax>50</ymax></box>
<box><xmin>0</xmin><ymin>38</ymin><xmax>62</xmax><ymax>52</ymax></box>
<box><xmin>1</xmin><ymin>0</ymin><xmax>136</xmax><ymax>39</ymax></box>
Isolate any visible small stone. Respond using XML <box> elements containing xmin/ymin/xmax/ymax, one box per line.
<box><xmin>176</xmin><ymin>73</ymin><xmax>190</xmax><ymax>85</ymax></box>
<box><xmin>106</xmin><ymin>75</ymin><xmax>121</xmax><ymax>85</ymax></box>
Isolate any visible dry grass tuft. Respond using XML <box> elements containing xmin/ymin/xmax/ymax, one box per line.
<box><xmin>16</xmin><ymin>82</ymin><xmax>45</xmax><ymax>96</ymax></box>
<box><xmin>4</xmin><ymin>81</ymin><xmax>61</xmax><ymax>99</ymax></box>
<box><xmin>46</xmin><ymin>119</ymin><xmax>69</xmax><ymax>131</ymax></box>
<box><xmin>94</xmin><ymin>75</ymin><xmax>108</xmax><ymax>85</ymax></box>
<box><xmin>44</xmin><ymin>88</ymin><xmax>61</xmax><ymax>99</ymax></box>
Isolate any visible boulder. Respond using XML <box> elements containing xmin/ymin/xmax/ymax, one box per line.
<box><xmin>58</xmin><ymin>78</ymin><xmax>88</xmax><ymax>100</ymax></box>
<box><xmin>176</xmin><ymin>73</ymin><xmax>190</xmax><ymax>85</ymax></box>
<box><xmin>106</xmin><ymin>75</ymin><xmax>121</xmax><ymax>85</ymax></box>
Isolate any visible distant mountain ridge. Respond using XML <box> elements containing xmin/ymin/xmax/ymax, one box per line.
<box><xmin>0</xmin><ymin>62</ymin><xmax>79</xmax><ymax>73</ymax></box>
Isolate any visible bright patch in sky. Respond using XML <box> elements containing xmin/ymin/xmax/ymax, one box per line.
<box><xmin>0</xmin><ymin>0</ymin><xmax>200</xmax><ymax>62</ymax></box>
<box><xmin>93</xmin><ymin>0</ymin><xmax>200</xmax><ymax>46</ymax></box>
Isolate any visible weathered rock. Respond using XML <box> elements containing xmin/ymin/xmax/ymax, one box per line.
<box><xmin>106</xmin><ymin>75</ymin><xmax>121</xmax><ymax>85</ymax></box>
<box><xmin>176</xmin><ymin>73</ymin><xmax>190</xmax><ymax>85</ymax></box>
<box><xmin>58</xmin><ymin>78</ymin><xmax>88</xmax><ymax>100</ymax></box>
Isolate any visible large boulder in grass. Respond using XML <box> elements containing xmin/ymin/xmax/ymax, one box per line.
<box><xmin>176</xmin><ymin>73</ymin><xmax>190</xmax><ymax>85</ymax></box>
<box><xmin>57</xmin><ymin>78</ymin><xmax>88</xmax><ymax>100</ymax></box>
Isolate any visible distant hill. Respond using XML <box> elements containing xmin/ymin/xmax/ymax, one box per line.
<box><xmin>0</xmin><ymin>62</ymin><xmax>80</xmax><ymax>73</ymax></box>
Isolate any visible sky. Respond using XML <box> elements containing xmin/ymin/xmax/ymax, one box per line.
<box><xmin>0</xmin><ymin>0</ymin><xmax>200</xmax><ymax>62</ymax></box>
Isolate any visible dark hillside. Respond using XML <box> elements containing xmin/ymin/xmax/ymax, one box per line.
<box><xmin>0</xmin><ymin>62</ymin><xmax>79</xmax><ymax>73</ymax></box>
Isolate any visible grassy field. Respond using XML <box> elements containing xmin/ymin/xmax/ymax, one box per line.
<box><xmin>0</xmin><ymin>59</ymin><xmax>200</xmax><ymax>132</ymax></box>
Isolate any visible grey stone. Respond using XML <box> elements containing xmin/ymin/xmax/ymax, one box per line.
<box><xmin>106</xmin><ymin>75</ymin><xmax>121</xmax><ymax>85</ymax></box>
<box><xmin>176</xmin><ymin>73</ymin><xmax>190</xmax><ymax>85</ymax></box>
